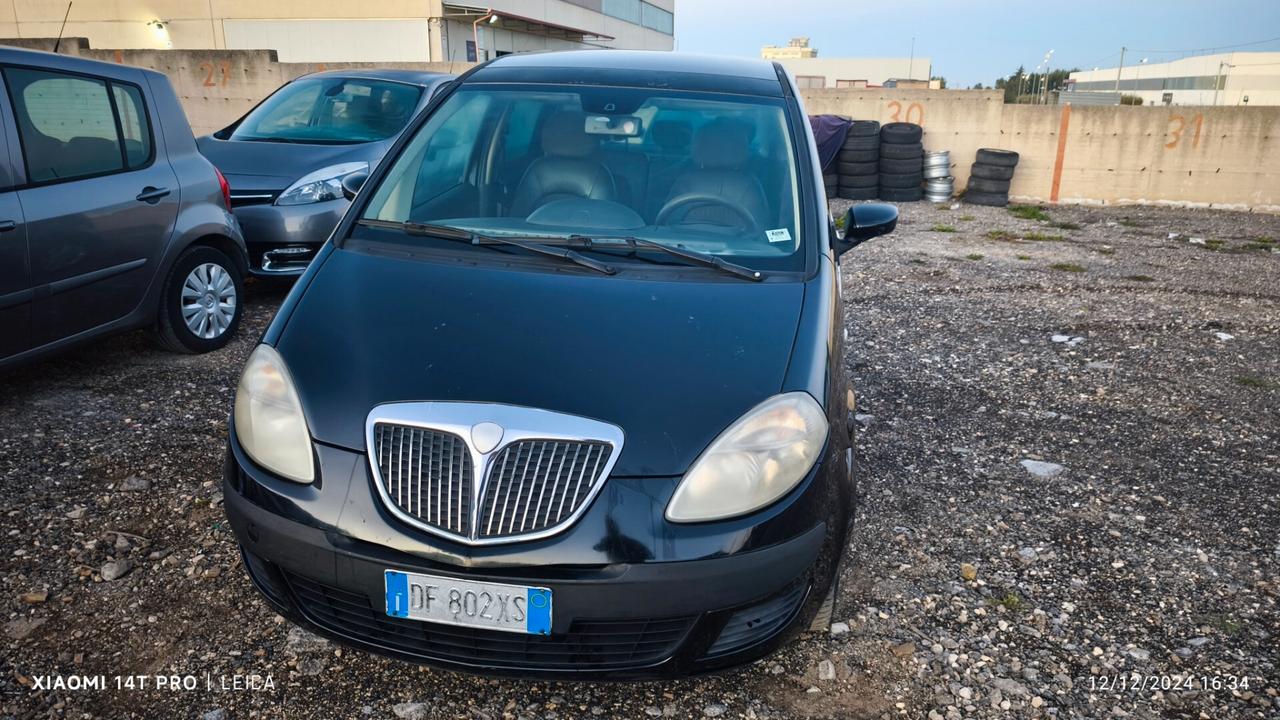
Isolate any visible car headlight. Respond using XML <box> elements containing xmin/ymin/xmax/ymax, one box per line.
<box><xmin>275</xmin><ymin>162</ymin><xmax>368</xmax><ymax>206</ymax></box>
<box><xmin>665</xmin><ymin>392</ymin><xmax>828</xmax><ymax>523</ymax></box>
<box><xmin>233</xmin><ymin>344</ymin><xmax>314</xmax><ymax>483</ymax></box>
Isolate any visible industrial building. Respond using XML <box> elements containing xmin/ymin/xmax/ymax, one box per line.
<box><xmin>761</xmin><ymin>38</ymin><xmax>930</xmax><ymax>89</ymax></box>
<box><xmin>1067</xmin><ymin>52</ymin><xmax>1280</xmax><ymax>106</ymax></box>
<box><xmin>0</xmin><ymin>0</ymin><xmax>675</xmax><ymax>63</ymax></box>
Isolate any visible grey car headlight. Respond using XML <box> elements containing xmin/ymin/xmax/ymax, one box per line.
<box><xmin>275</xmin><ymin>162</ymin><xmax>368</xmax><ymax>206</ymax></box>
<box><xmin>665</xmin><ymin>392</ymin><xmax>828</xmax><ymax>523</ymax></box>
<box><xmin>233</xmin><ymin>344</ymin><xmax>314</xmax><ymax>483</ymax></box>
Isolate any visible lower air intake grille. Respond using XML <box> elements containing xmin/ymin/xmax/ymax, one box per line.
<box><xmin>702</xmin><ymin>579</ymin><xmax>808</xmax><ymax>659</ymax></box>
<box><xmin>285</xmin><ymin>572</ymin><xmax>693</xmax><ymax>670</ymax></box>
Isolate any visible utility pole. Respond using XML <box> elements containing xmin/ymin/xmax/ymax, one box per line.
<box><xmin>1114</xmin><ymin>46</ymin><xmax>1126</xmax><ymax>94</ymax></box>
<box><xmin>1213</xmin><ymin>60</ymin><xmax>1229</xmax><ymax>106</ymax></box>
<box><xmin>908</xmin><ymin>36</ymin><xmax>915</xmax><ymax>80</ymax></box>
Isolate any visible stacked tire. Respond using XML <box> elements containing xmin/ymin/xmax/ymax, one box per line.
<box><xmin>965</xmin><ymin>149</ymin><xmax>1020</xmax><ymax>207</ymax></box>
<box><xmin>878</xmin><ymin>122</ymin><xmax>924</xmax><ymax>202</ymax></box>
<box><xmin>836</xmin><ymin>120</ymin><xmax>880</xmax><ymax>201</ymax></box>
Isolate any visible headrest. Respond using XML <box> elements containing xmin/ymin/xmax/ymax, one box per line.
<box><xmin>651</xmin><ymin>120</ymin><xmax>692</xmax><ymax>150</ymax></box>
<box><xmin>541</xmin><ymin>112</ymin><xmax>595</xmax><ymax>158</ymax></box>
<box><xmin>693</xmin><ymin>119</ymin><xmax>752</xmax><ymax>170</ymax></box>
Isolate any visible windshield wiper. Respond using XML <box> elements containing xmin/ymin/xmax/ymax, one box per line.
<box><xmin>570</xmin><ymin>235</ymin><xmax>763</xmax><ymax>282</ymax></box>
<box><xmin>397</xmin><ymin>222</ymin><xmax>616</xmax><ymax>276</ymax></box>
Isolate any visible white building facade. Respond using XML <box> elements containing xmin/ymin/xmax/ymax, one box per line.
<box><xmin>1067</xmin><ymin>52</ymin><xmax>1280</xmax><ymax>107</ymax></box>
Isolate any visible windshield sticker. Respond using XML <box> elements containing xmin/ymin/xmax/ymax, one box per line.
<box><xmin>766</xmin><ymin>228</ymin><xmax>792</xmax><ymax>243</ymax></box>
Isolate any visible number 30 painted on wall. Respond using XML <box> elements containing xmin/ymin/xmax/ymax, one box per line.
<box><xmin>888</xmin><ymin>101</ymin><xmax>924</xmax><ymax>126</ymax></box>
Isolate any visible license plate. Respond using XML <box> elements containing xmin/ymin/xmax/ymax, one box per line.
<box><xmin>384</xmin><ymin>570</ymin><xmax>552</xmax><ymax>635</ymax></box>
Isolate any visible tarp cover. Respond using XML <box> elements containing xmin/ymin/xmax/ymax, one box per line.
<box><xmin>808</xmin><ymin>115</ymin><xmax>851</xmax><ymax>173</ymax></box>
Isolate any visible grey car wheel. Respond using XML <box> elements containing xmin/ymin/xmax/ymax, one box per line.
<box><xmin>154</xmin><ymin>245</ymin><xmax>244</xmax><ymax>354</ymax></box>
<box><xmin>182</xmin><ymin>262</ymin><xmax>237</xmax><ymax>339</ymax></box>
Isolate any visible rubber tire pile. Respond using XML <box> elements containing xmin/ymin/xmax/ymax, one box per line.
<box><xmin>878</xmin><ymin>122</ymin><xmax>924</xmax><ymax>202</ymax></box>
<box><xmin>834</xmin><ymin>120</ymin><xmax>880</xmax><ymax>201</ymax></box>
<box><xmin>965</xmin><ymin>149</ymin><xmax>1020</xmax><ymax>207</ymax></box>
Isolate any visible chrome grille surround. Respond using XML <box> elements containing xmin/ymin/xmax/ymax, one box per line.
<box><xmin>366</xmin><ymin>403</ymin><xmax>624</xmax><ymax>546</ymax></box>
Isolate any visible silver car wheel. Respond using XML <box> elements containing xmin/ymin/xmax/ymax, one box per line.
<box><xmin>180</xmin><ymin>262</ymin><xmax>237</xmax><ymax>339</ymax></box>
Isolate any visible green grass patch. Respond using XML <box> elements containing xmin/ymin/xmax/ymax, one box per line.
<box><xmin>988</xmin><ymin>592</ymin><xmax>1027</xmax><ymax>613</ymax></box>
<box><xmin>959</xmin><ymin>215</ymin><xmax>975</xmax><ymax>222</ymax></box>
<box><xmin>1241</xmin><ymin>241</ymin><xmax>1276</xmax><ymax>252</ymax></box>
<box><xmin>1125</xmin><ymin>274</ymin><xmax>1155</xmax><ymax>282</ymax></box>
<box><xmin>1016</xmin><ymin>254</ymin><xmax>1032</xmax><ymax>260</ymax></box>
<box><xmin>1023</xmin><ymin>232</ymin><xmax>1065</xmax><ymax>242</ymax></box>
<box><xmin>966</xmin><ymin>253</ymin><xmax>984</xmax><ymax>261</ymax></box>
<box><xmin>1008</xmin><ymin>205</ymin><xmax>1051</xmax><ymax>222</ymax></box>
<box><xmin>1198</xmin><ymin>238</ymin><xmax>1227</xmax><ymax>251</ymax></box>
<box><xmin>985</xmin><ymin>230</ymin><xmax>1017</xmax><ymax>241</ymax></box>
<box><xmin>1050</xmin><ymin>221</ymin><xmax>1081</xmax><ymax>231</ymax></box>
<box><xmin>1094</xmin><ymin>247</ymin><xmax>1116</xmax><ymax>256</ymax></box>
<box><xmin>909</xmin><ymin>258</ymin><xmax>928</xmax><ymax>265</ymax></box>
<box><xmin>1049</xmin><ymin>263</ymin><xmax>1086</xmax><ymax>273</ymax></box>
<box><xmin>1117</xmin><ymin>217</ymin><xmax>1148</xmax><ymax>228</ymax></box>
<box><xmin>930</xmin><ymin>224</ymin><xmax>958</xmax><ymax>233</ymax></box>
<box><xmin>1236</xmin><ymin>375</ymin><xmax>1278</xmax><ymax>391</ymax></box>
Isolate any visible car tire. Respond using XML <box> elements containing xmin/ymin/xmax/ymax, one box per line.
<box><xmin>847</xmin><ymin>120</ymin><xmax>880</xmax><ymax>137</ymax></box>
<box><xmin>964</xmin><ymin>190</ymin><xmax>1010</xmax><ymax>207</ymax></box>
<box><xmin>878</xmin><ymin>185</ymin><xmax>924</xmax><ymax>202</ymax></box>
<box><xmin>878</xmin><ymin>142</ymin><xmax>924</xmax><ymax>160</ymax></box>
<box><xmin>879</xmin><ymin>157</ymin><xmax>923</xmax><ymax>174</ymax></box>
<box><xmin>837</xmin><ymin>161</ymin><xmax>878</xmax><ymax>176</ymax></box>
<box><xmin>838</xmin><ymin>173</ymin><xmax>879</xmax><ymax>189</ymax></box>
<box><xmin>808</xmin><ymin>572</ymin><xmax>841</xmax><ymax>632</ymax></box>
<box><xmin>967</xmin><ymin>177</ymin><xmax>1011</xmax><ymax>194</ymax></box>
<box><xmin>842</xmin><ymin>136</ymin><xmax>880</xmax><ymax>151</ymax></box>
<box><xmin>878</xmin><ymin>171</ymin><xmax>923</xmax><ymax>189</ymax></box>
<box><xmin>970</xmin><ymin>163</ymin><xmax>1015</xmax><ymax>181</ymax></box>
<box><xmin>154</xmin><ymin>245</ymin><xmax>244</xmax><ymax>354</ymax></box>
<box><xmin>975</xmin><ymin>148</ymin><xmax>1020</xmax><ymax>167</ymax></box>
<box><xmin>880</xmin><ymin>122</ymin><xmax>923</xmax><ymax>144</ymax></box>
<box><xmin>837</xmin><ymin>186</ymin><xmax>878</xmax><ymax>200</ymax></box>
<box><xmin>838</xmin><ymin>148</ymin><xmax>879</xmax><ymax>163</ymax></box>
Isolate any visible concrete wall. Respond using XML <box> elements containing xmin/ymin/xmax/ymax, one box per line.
<box><xmin>801</xmin><ymin>88</ymin><xmax>1280</xmax><ymax>212</ymax></box>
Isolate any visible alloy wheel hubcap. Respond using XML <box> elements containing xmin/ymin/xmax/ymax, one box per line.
<box><xmin>181</xmin><ymin>262</ymin><xmax>236</xmax><ymax>339</ymax></box>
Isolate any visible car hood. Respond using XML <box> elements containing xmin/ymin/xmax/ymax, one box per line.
<box><xmin>196</xmin><ymin>135</ymin><xmax>384</xmax><ymax>192</ymax></box>
<box><xmin>275</xmin><ymin>247</ymin><xmax>805</xmax><ymax>477</ymax></box>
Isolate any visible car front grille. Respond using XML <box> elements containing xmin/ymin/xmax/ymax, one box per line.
<box><xmin>373</xmin><ymin>423</ymin><xmax>613</xmax><ymax>543</ymax></box>
<box><xmin>284</xmin><ymin>571</ymin><xmax>693</xmax><ymax>670</ymax></box>
<box><xmin>374</xmin><ymin>425</ymin><xmax>473</xmax><ymax>536</ymax></box>
<box><xmin>476</xmin><ymin>440</ymin><xmax>612</xmax><ymax>539</ymax></box>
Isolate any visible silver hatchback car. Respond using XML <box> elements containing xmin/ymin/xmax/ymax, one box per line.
<box><xmin>0</xmin><ymin>47</ymin><xmax>247</xmax><ymax>370</ymax></box>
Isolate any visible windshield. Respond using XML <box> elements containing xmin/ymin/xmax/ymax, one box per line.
<box><xmin>361</xmin><ymin>85</ymin><xmax>805</xmax><ymax>272</ymax></box>
<box><xmin>230</xmin><ymin>77</ymin><xmax>422</xmax><ymax>144</ymax></box>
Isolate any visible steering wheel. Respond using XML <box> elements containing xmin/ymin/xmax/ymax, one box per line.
<box><xmin>655</xmin><ymin>193</ymin><xmax>760</xmax><ymax>235</ymax></box>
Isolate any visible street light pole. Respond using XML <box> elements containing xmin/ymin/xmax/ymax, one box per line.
<box><xmin>1114</xmin><ymin>46</ymin><xmax>1126</xmax><ymax>94</ymax></box>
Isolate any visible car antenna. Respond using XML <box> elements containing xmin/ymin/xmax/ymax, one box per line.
<box><xmin>53</xmin><ymin>2</ymin><xmax>73</xmax><ymax>54</ymax></box>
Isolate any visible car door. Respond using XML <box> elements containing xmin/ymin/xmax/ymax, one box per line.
<box><xmin>0</xmin><ymin>71</ymin><xmax>29</xmax><ymax>360</ymax></box>
<box><xmin>5</xmin><ymin>64</ymin><xmax>179</xmax><ymax>346</ymax></box>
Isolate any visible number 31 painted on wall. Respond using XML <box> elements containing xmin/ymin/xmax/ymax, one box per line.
<box><xmin>1165</xmin><ymin>114</ymin><xmax>1204</xmax><ymax>150</ymax></box>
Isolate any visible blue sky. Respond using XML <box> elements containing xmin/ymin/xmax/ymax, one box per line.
<box><xmin>673</xmin><ymin>0</ymin><xmax>1280</xmax><ymax>87</ymax></box>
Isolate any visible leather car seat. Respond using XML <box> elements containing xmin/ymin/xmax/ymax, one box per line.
<box><xmin>509</xmin><ymin>112</ymin><xmax>616</xmax><ymax>217</ymax></box>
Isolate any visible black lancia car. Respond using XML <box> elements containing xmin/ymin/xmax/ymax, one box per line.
<box><xmin>223</xmin><ymin>50</ymin><xmax>896</xmax><ymax>678</ymax></box>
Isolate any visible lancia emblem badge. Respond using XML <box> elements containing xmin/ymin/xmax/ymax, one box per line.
<box><xmin>471</xmin><ymin>422</ymin><xmax>504</xmax><ymax>454</ymax></box>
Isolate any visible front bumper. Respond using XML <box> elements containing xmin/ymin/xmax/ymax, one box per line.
<box><xmin>223</xmin><ymin>436</ymin><xmax>847</xmax><ymax>678</ymax></box>
<box><xmin>232</xmin><ymin>198</ymin><xmax>349</xmax><ymax>276</ymax></box>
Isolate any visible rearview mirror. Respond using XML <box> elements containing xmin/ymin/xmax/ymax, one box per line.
<box><xmin>835</xmin><ymin>203</ymin><xmax>898</xmax><ymax>256</ymax></box>
<box><xmin>341</xmin><ymin>171</ymin><xmax>368</xmax><ymax>201</ymax></box>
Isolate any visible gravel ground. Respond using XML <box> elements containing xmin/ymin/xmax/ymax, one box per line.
<box><xmin>2</xmin><ymin>201</ymin><xmax>1278</xmax><ymax>719</ymax></box>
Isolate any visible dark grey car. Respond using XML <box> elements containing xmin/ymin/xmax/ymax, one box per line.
<box><xmin>197</xmin><ymin>69</ymin><xmax>453</xmax><ymax>276</ymax></box>
<box><xmin>0</xmin><ymin>47</ymin><xmax>248</xmax><ymax>370</ymax></box>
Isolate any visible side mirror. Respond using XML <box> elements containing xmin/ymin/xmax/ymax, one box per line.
<box><xmin>341</xmin><ymin>171</ymin><xmax>368</xmax><ymax>201</ymax></box>
<box><xmin>834</xmin><ymin>203</ymin><xmax>898</xmax><ymax>256</ymax></box>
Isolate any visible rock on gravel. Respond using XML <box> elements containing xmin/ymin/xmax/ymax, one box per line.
<box><xmin>393</xmin><ymin>703</ymin><xmax>429</xmax><ymax>720</ymax></box>
<box><xmin>100</xmin><ymin>558</ymin><xmax>133</xmax><ymax>581</ymax></box>
<box><xmin>1019</xmin><ymin>459</ymin><xmax>1065</xmax><ymax>478</ymax></box>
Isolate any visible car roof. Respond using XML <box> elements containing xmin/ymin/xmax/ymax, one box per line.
<box><xmin>301</xmin><ymin>68</ymin><xmax>454</xmax><ymax>86</ymax></box>
<box><xmin>0</xmin><ymin>45</ymin><xmax>165</xmax><ymax>81</ymax></box>
<box><xmin>469</xmin><ymin>51</ymin><xmax>786</xmax><ymax>97</ymax></box>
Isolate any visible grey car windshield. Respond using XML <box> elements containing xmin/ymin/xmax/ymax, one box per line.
<box><xmin>231</xmin><ymin>77</ymin><xmax>422</xmax><ymax>144</ymax></box>
<box><xmin>361</xmin><ymin>85</ymin><xmax>805</xmax><ymax>271</ymax></box>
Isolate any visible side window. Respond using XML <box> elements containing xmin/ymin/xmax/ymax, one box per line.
<box><xmin>4</xmin><ymin>67</ymin><xmax>151</xmax><ymax>183</ymax></box>
<box><xmin>112</xmin><ymin>83</ymin><xmax>151</xmax><ymax>168</ymax></box>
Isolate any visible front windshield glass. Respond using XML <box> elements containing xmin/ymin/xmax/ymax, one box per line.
<box><xmin>230</xmin><ymin>77</ymin><xmax>422</xmax><ymax>144</ymax></box>
<box><xmin>361</xmin><ymin>85</ymin><xmax>805</xmax><ymax>272</ymax></box>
